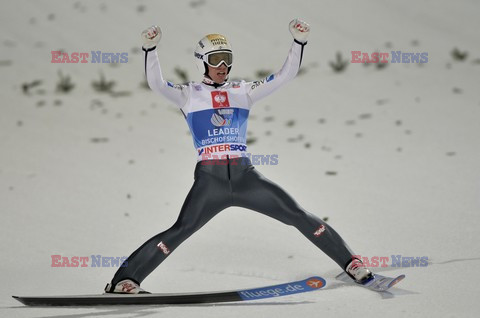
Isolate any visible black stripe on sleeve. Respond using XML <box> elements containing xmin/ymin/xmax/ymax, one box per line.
<box><xmin>294</xmin><ymin>40</ymin><xmax>307</xmax><ymax>68</ymax></box>
<box><xmin>142</xmin><ymin>46</ymin><xmax>156</xmax><ymax>75</ymax></box>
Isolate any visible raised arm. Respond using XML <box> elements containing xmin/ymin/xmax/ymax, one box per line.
<box><xmin>141</xmin><ymin>26</ymin><xmax>188</xmax><ymax>107</ymax></box>
<box><xmin>247</xmin><ymin>19</ymin><xmax>310</xmax><ymax>104</ymax></box>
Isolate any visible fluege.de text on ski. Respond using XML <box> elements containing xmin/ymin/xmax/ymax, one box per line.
<box><xmin>51</xmin><ymin>51</ymin><xmax>128</xmax><ymax>63</ymax></box>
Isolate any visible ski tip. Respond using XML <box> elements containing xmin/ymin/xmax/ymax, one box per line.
<box><xmin>387</xmin><ymin>274</ymin><xmax>406</xmax><ymax>288</ymax></box>
<box><xmin>12</xmin><ymin>296</ymin><xmax>28</xmax><ymax>306</ymax></box>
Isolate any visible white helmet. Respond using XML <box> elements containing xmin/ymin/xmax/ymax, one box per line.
<box><xmin>194</xmin><ymin>34</ymin><xmax>233</xmax><ymax>78</ymax></box>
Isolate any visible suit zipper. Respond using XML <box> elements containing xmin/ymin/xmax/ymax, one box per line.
<box><xmin>227</xmin><ymin>155</ymin><xmax>231</xmax><ymax>180</ymax></box>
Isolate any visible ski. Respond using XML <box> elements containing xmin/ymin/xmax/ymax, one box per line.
<box><xmin>13</xmin><ymin>276</ymin><xmax>326</xmax><ymax>306</ymax></box>
<box><xmin>336</xmin><ymin>272</ymin><xmax>405</xmax><ymax>292</ymax></box>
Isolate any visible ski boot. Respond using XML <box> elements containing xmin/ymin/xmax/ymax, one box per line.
<box><xmin>345</xmin><ymin>258</ymin><xmax>375</xmax><ymax>285</ymax></box>
<box><xmin>104</xmin><ymin>279</ymin><xmax>150</xmax><ymax>294</ymax></box>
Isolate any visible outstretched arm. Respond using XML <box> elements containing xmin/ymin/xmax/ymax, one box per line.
<box><xmin>247</xmin><ymin>19</ymin><xmax>310</xmax><ymax>104</ymax></box>
<box><xmin>142</xmin><ymin>26</ymin><xmax>188</xmax><ymax>108</ymax></box>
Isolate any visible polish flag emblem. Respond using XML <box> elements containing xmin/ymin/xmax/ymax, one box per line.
<box><xmin>314</xmin><ymin>225</ymin><xmax>326</xmax><ymax>237</ymax></box>
<box><xmin>157</xmin><ymin>241</ymin><xmax>170</xmax><ymax>255</ymax></box>
<box><xmin>211</xmin><ymin>91</ymin><xmax>230</xmax><ymax>108</ymax></box>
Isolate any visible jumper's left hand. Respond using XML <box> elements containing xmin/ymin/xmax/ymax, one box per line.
<box><xmin>289</xmin><ymin>18</ymin><xmax>310</xmax><ymax>43</ymax></box>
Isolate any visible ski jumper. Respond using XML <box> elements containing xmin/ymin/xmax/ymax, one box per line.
<box><xmin>110</xmin><ymin>40</ymin><xmax>355</xmax><ymax>287</ymax></box>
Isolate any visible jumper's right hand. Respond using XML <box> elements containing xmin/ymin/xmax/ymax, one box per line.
<box><xmin>141</xmin><ymin>25</ymin><xmax>162</xmax><ymax>49</ymax></box>
<box><xmin>289</xmin><ymin>19</ymin><xmax>310</xmax><ymax>43</ymax></box>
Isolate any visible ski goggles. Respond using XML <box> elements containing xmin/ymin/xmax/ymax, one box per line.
<box><xmin>204</xmin><ymin>51</ymin><xmax>233</xmax><ymax>67</ymax></box>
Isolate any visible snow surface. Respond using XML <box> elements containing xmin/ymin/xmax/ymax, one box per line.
<box><xmin>1</xmin><ymin>0</ymin><xmax>480</xmax><ymax>317</ymax></box>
